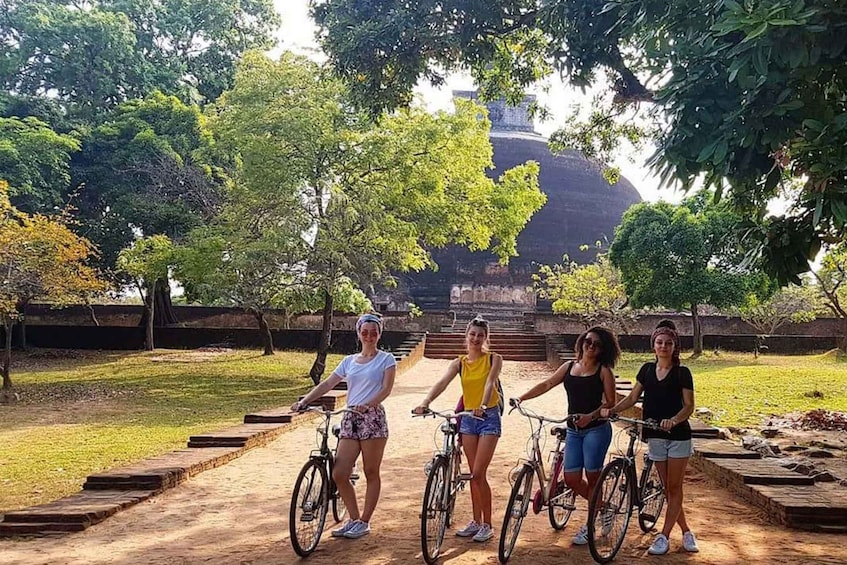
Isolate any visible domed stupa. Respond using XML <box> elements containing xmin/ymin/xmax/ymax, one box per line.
<box><xmin>381</xmin><ymin>91</ymin><xmax>642</xmax><ymax>315</ymax></box>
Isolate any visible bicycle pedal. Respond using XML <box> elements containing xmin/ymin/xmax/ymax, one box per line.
<box><xmin>457</xmin><ymin>473</ymin><xmax>473</xmax><ymax>481</ymax></box>
<box><xmin>300</xmin><ymin>512</ymin><xmax>314</xmax><ymax>522</ymax></box>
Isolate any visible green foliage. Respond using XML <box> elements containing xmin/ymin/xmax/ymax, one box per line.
<box><xmin>738</xmin><ymin>282</ymin><xmax>821</xmax><ymax>336</ymax></box>
<box><xmin>313</xmin><ymin>0</ymin><xmax>847</xmax><ymax>284</ymax></box>
<box><xmin>533</xmin><ymin>252</ymin><xmax>631</xmax><ymax>331</ymax></box>
<box><xmin>610</xmin><ymin>200</ymin><xmax>754</xmax><ymax>312</ymax></box>
<box><xmin>0</xmin><ymin>116</ymin><xmax>80</xmax><ymax>212</ymax></box>
<box><xmin>0</xmin><ymin>0</ymin><xmax>279</xmax><ymax>116</ymax></box>
<box><xmin>116</xmin><ymin>234</ymin><xmax>173</xmax><ymax>297</ymax></box>
<box><xmin>814</xmin><ymin>242</ymin><xmax>847</xmax><ymax>320</ymax></box>
<box><xmin>74</xmin><ymin>92</ymin><xmax>227</xmax><ymax>281</ymax></box>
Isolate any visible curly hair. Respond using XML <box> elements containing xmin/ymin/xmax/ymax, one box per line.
<box><xmin>574</xmin><ymin>326</ymin><xmax>621</xmax><ymax>368</ymax></box>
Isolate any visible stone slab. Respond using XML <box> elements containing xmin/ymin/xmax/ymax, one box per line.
<box><xmin>693</xmin><ymin>438</ymin><xmax>761</xmax><ymax>459</ymax></box>
<box><xmin>704</xmin><ymin>457</ymin><xmax>814</xmax><ymax>486</ymax></box>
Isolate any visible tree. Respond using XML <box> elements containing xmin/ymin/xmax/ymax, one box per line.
<box><xmin>813</xmin><ymin>242</ymin><xmax>847</xmax><ymax>351</ymax></box>
<box><xmin>0</xmin><ymin>180</ymin><xmax>105</xmax><ymax>398</ymax></box>
<box><xmin>211</xmin><ymin>52</ymin><xmax>545</xmax><ymax>382</ymax></box>
<box><xmin>1</xmin><ymin>0</ymin><xmax>279</xmax><ymax>117</ymax></box>
<box><xmin>73</xmin><ymin>92</ymin><xmax>228</xmax><ymax>323</ymax></box>
<box><xmin>0</xmin><ymin>116</ymin><xmax>80</xmax><ymax>213</ymax></box>
<box><xmin>116</xmin><ymin>235</ymin><xmax>173</xmax><ymax>351</ymax></box>
<box><xmin>312</xmin><ymin>0</ymin><xmax>847</xmax><ymax>285</ymax></box>
<box><xmin>533</xmin><ymin>251</ymin><xmax>632</xmax><ymax>332</ymax></box>
<box><xmin>738</xmin><ymin>282</ymin><xmax>820</xmax><ymax>356</ymax></box>
<box><xmin>609</xmin><ymin>200</ymin><xmax>757</xmax><ymax>355</ymax></box>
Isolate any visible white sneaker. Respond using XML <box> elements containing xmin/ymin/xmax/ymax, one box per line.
<box><xmin>343</xmin><ymin>520</ymin><xmax>370</xmax><ymax>539</ymax></box>
<box><xmin>682</xmin><ymin>531</ymin><xmax>699</xmax><ymax>552</ymax></box>
<box><xmin>473</xmin><ymin>523</ymin><xmax>494</xmax><ymax>542</ymax></box>
<box><xmin>331</xmin><ymin>519</ymin><xmax>355</xmax><ymax>537</ymax></box>
<box><xmin>648</xmin><ymin>533</ymin><xmax>669</xmax><ymax>555</ymax></box>
<box><xmin>601</xmin><ymin>505</ymin><xmax>615</xmax><ymax>537</ymax></box>
<box><xmin>456</xmin><ymin>520</ymin><xmax>481</xmax><ymax>537</ymax></box>
<box><xmin>572</xmin><ymin>524</ymin><xmax>588</xmax><ymax>545</ymax></box>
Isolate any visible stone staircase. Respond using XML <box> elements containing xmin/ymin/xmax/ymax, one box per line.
<box><xmin>424</xmin><ymin>332</ymin><xmax>547</xmax><ymax>362</ymax></box>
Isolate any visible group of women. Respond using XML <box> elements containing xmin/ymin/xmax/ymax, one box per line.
<box><xmin>292</xmin><ymin>312</ymin><xmax>700</xmax><ymax>556</ymax></box>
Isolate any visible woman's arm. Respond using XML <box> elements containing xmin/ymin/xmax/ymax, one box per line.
<box><xmin>414</xmin><ymin>358</ymin><xmax>461</xmax><ymax>412</ymax></box>
<box><xmin>477</xmin><ymin>353</ymin><xmax>504</xmax><ymax>416</ymax></box>
<box><xmin>601</xmin><ymin>381</ymin><xmax>644</xmax><ymax>418</ymax></box>
<box><xmin>663</xmin><ymin>388</ymin><xmax>695</xmax><ymax>431</ymax></box>
<box><xmin>517</xmin><ymin>361</ymin><xmax>569</xmax><ymax>402</ymax></box>
<box><xmin>362</xmin><ymin>365</ymin><xmax>397</xmax><ymax>410</ymax></box>
<box><xmin>291</xmin><ymin>372</ymin><xmax>343</xmax><ymax>411</ymax></box>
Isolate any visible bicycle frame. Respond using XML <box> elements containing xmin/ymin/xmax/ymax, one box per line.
<box><xmin>510</xmin><ymin>402</ymin><xmax>573</xmax><ymax>506</ymax></box>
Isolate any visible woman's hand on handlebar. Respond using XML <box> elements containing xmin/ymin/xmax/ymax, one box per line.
<box><xmin>600</xmin><ymin>408</ymin><xmax>614</xmax><ymax>419</ymax></box>
<box><xmin>291</xmin><ymin>401</ymin><xmax>303</xmax><ymax>413</ymax></box>
<box><xmin>575</xmin><ymin>413</ymin><xmax>594</xmax><ymax>429</ymax></box>
<box><xmin>412</xmin><ymin>405</ymin><xmax>430</xmax><ymax>415</ymax></box>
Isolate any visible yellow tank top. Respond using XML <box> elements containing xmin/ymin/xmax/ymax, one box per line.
<box><xmin>459</xmin><ymin>353</ymin><xmax>500</xmax><ymax>409</ymax></box>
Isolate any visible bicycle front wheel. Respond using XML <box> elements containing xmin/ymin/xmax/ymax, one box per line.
<box><xmin>498</xmin><ymin>464</ymin><xmax>534</xmax><ymax>563</ymax></box>
<box><xmin>638</xmin><ymin>458</ymin><xmax>665</xmax><ymax>533</ymax></box>
<box><xmin>421</xmin><ymin>456</ymin><xmax>449</xmax><ymax>565</ymax></box>
<box><xmin>289</xmin><ymin>458</ymin><xmax>329</xmax><ymax>557</ymax></box>
<box><xmin>588</xmin><ymin>459</ymin><xmax>633</xmax><ymax>564</ymax></box>
<box><xmin>547</xmin><ymin>456</ymin><xmax>576</xmax><ymax>530</ymax></box>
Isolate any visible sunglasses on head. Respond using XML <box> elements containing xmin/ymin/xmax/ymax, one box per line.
<box><xmin>470</xmin><ymin>319</ymin><xmax>489</xmax><ymax>327</ymax></box>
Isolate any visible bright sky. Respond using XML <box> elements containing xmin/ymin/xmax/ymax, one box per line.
<box><xmin>273</xmin><ymin>1</ymin><xmax>684</xmax><ymax>204</ymax></box>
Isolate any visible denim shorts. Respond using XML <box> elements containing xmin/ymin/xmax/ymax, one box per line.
<box><xmin>647</xmin><ymin>438</ymin><xmax>694</xmax><ymax>461</ymax></box>
<box><xmin>459</xmin><ymin>407</ymin><xmax>501</xmax><ymax>437</ymax></box>
<box><xmin>564</xmin><ymin>421</ymin><xmax>612</xmax><ymax>473</ymax></box>
<box><xmin>339</xmin><ymin>405</ymin><xmax>389</xmax><ymax>441</ymax></box>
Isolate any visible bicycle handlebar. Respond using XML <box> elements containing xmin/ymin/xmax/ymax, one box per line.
<box><xmin>411</xmin><ymin>408</ymin><xmax>483</xmax><ymax>421</ymax></box>
<box><xmin>297</xmin><ymin>406</ymin><xmax>359</xmax><ymax>417</ymax></box>
<box><xmin>608</xmin><ymin>414</ymin><xmax>663</xmax><ymax>430</ymax></box>
<box><xmin>507</xmin><ymin>398</ymin><xmax>577</xmax><ymax>425</ymax></box>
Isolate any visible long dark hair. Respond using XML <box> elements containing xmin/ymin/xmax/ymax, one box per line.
<box><xmin>574</xmin><ymin>326</ymin><xmax>621</xmax><ymax>368</ymax></box>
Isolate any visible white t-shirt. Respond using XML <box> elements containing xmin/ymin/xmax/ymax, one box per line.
<box><xmin>332</xmin><ymin>350</ymin><xmax>396</xmax><ymax>406</ymax></box>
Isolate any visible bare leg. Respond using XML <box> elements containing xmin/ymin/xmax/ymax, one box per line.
<box><xmin>655</xmin><ymin>457</ymin><xmax>689</xmax><ymax>538</ymax></box>
<box><xmin>358</xmin><ymin>438</ymin><xmax>387</xmax><ymax>523</ymax></box>
<box><xmin>461</xmin><ymin>434</ymin><xmax>482</xmax><ymax>523</ymax></box>
<box><xmin>564</xmin><ymin>471</ymin><xmax>590</xmax><ymax>501</ymax></box>
<box><xmin>467</xmin><ymin>434</ymin><xmax>498</xmax><ymax>526</ymax></box>
<box><xmin>333</xmin><ymin>439</ymin><xmax>362</xmax><ymax>521</ymax></box>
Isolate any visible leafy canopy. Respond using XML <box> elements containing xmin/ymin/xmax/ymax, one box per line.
<box><xmin>312</xmin><ymin>0</ymin><xmax>847</xmax><ymax>284</ymax></box>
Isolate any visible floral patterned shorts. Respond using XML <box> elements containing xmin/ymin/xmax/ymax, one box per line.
<box><xmin>339</xmin><ymin>405</ymin><xmax>389</xmax><ymax>441</ymax></box>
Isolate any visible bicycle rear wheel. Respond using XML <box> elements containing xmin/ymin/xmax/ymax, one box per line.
<box><xmin>638</xmin><ymin>458</ymin><xmax>665</xmax><ymax>533</ymax></box>
<box><xmin>547</xmin><ymin>456</ymin><xmax>576</xmax><ymax>530</ymax></box>
<box><xmin>498</xmin><ymin>464</ymin><xmax>534</xmax><ymax>563</ymax></box>
<box><xmin>588</xmin><ymin>459</ymin><xmax>632</xmax><ymax>564</ymax></box>
<box><xmin>289</xmin><ymin>458</ymin><xmax>329</xmax><ymax>557</ymax></box>
<box><xmin>421</xmin><ymin>456</ymin><xmax>449</xmax><ymax>565</ymax></box>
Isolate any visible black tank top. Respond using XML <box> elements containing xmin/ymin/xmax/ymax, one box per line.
<box><xmin>563</xmin><ymin>362</ymin><xmax>605</xmax><ymax>429</ymax></box>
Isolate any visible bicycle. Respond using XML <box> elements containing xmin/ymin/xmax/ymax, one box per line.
<box><xmin>498</xmin><ymin>399</ymin><xmax>579</xmax><ymax>563</ymax></box>
<box><xmin>586</xmin><ymin>414</ymin><xmax>666</xmax><ymax>563</ymax></box>
<box><xmin>412</xmin><ymin>408</ymin><xmax>479</xmax><ymax>565</ymax></box>
<box><xmin>289</xmin><ymin>406</ymin><xmax>360</xmax><ymax>557</ymax></box>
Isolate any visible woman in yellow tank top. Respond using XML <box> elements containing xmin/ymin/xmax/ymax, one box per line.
<box><xmin>413</xmin><ymin>316</ymin><xmax>503</xmax><ymax>543</ymax></box>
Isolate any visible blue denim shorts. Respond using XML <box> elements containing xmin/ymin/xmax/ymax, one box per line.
<box><xmin>459</xmin><ymin>407</ymin><xmax>501</xmax><ymax>437</ymax></box>
<box><xmin>647</xmin><ymin>438</ymin><xmax>694</xmax><ymax>461</ymax></box>
<box><xmin>564</xmin><ymin>421</ymin><xmax>612</xmax><ymax>473</ymax></box>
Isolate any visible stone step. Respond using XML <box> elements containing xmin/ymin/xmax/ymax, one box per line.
<box><xmin>698</xmin><ymin>457</ymin><xmax>815</xmax><ymax>486</ymax></box>
<box><xmin>424</xmin><ymin>346</ymin><xmax>546</xmax><ymax>354</ymax></box>
<box><xmin>425</xmin><ymin>352</ymin><xmax>546</xmax><ymax>362</ymax></box>
<box><xmin>186</xmin><ymin>423</ymin><xmax>292</xmax><ymax>449</ymax></box>
<box><xmin>692</xmin><ymin>438</ymin><xmax>762</xmax><ymax>459</ymax></box>
<box><xmin>0</xmin><ymin>522</ymin><xmax>88</xmax><ymax>535</ymax></box>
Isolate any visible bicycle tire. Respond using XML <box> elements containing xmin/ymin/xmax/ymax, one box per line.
<box><xmin>289</xmin><ymin>458</ymin><xmax>329</xmax><ymax>557</ymax></box>
<box><xmin>637</xmin><ymin>458</ymin><xmax>665</xmax><ymax>533</ymax></box>
<box><xmin>498</xmin><ymin>464</ymin><xmax>534</xmax><ymax>563</ymax></box>
<box><xmin>421</xmin><ymin>456</ymin><xmax>450</xmax><ymax>565</ymax></box>
<box><xmin>547</xmin><ymin>456</ymin><xmax>576</xmax><ymax>530</ymax></box>
<box><xmin>587</xmin><ymin>459</ymin><xmax>633</xmax><ymax>564</ymax></box>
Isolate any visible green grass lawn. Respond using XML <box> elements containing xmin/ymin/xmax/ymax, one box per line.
<box><xmin>615</xmin><ymin>350</ymin><xmax>847</xmax><ymax>428</ymax></box>
<box><xmin>0</xmin><ymin>349</ymin><xmax>342</xmax><ymax>514</ymax></box>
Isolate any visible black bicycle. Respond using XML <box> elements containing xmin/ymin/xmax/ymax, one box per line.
<box><xmin>499</xmin><ymin>399</ymin><xmax>579</xmax><ymax>563</ymax></box>
<box><xmin>586</xmin><ymin>415</ymin><xmax>666</xmax><ymax>563</ymax></box>
<box><xmin>289</xmin><ymin>407</ymin><xmax>360</xmax><ymax>557</ymax></box>
<box><xmin>412</xmin><ymin>408</ymin><xmax>479</xmax><ymax>564</ymax></box>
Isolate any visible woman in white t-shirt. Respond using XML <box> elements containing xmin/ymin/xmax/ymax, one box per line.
<box><xmin>291</xmin><ymin>313</ymin><xmax>396</xmax><ymax>540</ymax></box>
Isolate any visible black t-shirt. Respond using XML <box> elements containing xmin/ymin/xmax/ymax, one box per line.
<box><xmin>563</xmin><ymin>362</ymin><xmax>606</xmax><ymax>429</ymax></box>
<box><xmin>636</xmin><ymin>362</ymin><xmax>694</xmax><ymax>440</ymax></box>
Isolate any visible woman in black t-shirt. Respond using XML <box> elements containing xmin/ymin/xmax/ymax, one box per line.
<box><xmin>514</xmin><ymin>326</ymin><xmax>619</xmax><ymax>546</ymax></box>
<box><xmin>602</xmin><ymin>326</ymin><xmax>698</xmax><ymax>555</ymax></box>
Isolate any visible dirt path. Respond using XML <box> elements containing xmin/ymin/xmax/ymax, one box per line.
<box><xmin>1</xmin><ymin>359</ymin><xmax>844</xmax><ymax>565</ymax></box>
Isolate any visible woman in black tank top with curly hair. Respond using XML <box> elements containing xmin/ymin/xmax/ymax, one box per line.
<box><xmin>514</xmin><ymin>326</ymin><xmax>620</xmax><ymax>546</ymax></box>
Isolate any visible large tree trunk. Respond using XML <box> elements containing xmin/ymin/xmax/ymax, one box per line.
<box><xmin>2</xmin><ymin>318</ymin><xmax>13</xmax><ymax>392</ymax></box>
<box><xmin>254</xmin><ymin>310</ymin><xmax>275</xmax><ymax>356</ymax></box>
<box><xmin>144</xmin><ymin>287</ymin><xmax>155</xmax><ymax>351</ymax></box>
<box><xmin>691</xmin><ymin>303</ymin><xmax>703</xmax><ymax>356</ymax></box>
<box><xmin>140</xmin><ymin>278</ymin><xmax>179</xmax><ymax>327</ymax></box>
<box><xmin>309</xmin><ymin>289</ymin><xmax>334</xmax><ymax>385</ymax></box>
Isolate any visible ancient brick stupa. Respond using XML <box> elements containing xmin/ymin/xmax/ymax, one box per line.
<box><xmin>378</xmin><ymin>91</ymin><xmax>642</xmax><ymax>315</ymax></box>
